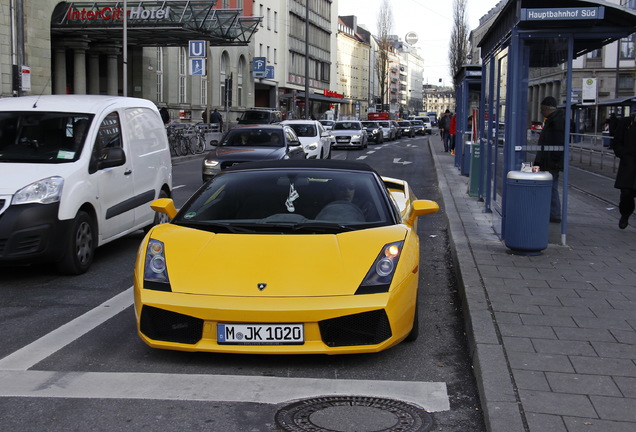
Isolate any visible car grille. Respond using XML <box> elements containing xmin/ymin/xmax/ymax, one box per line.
<box><xmin>221</xmin><ymin>161</ymin><xmax>248</xmax><ymax>170</ymax></box>
<box><xmin>319</xmin><ymin>309</ymin><xmax>392</xmax><ymax>347</ymax></box>
<box><xmin>140</xmin><ymin>306</ymin><xmax>203</xmax><ymax>345</ymax></box>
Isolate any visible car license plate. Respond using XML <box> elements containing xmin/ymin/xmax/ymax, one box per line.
<box><xmin>337</xmin><ymin>137</ymin><xmax>349</xmax><ymax>142</ymax></box>
<box><xmin>217</xmin><ymin>323</ymin><xmax>304</xmax><ymax>345</ymax></box>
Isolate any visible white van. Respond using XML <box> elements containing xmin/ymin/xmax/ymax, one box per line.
<box><xmin>0</xmin><ymin>95</ymin><xmax>172</xmax><ymax>274</ymax></box>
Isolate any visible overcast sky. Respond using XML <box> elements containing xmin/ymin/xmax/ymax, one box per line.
<box><xmin>337</xmin><ymin>0</ymin><xmax>502</xmax><ymax>85</ymax></box>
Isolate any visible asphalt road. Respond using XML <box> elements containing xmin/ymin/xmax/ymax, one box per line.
<box><xmin>0</xmin><ymin>135</ymin><xmax>486</xmax><ymax>432</ymax></box>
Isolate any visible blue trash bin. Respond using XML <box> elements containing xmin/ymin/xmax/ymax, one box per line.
<box><xmin>504</xmin><ymin>171</ymin><xmax>553</xmax><ymax>254</ymax></box>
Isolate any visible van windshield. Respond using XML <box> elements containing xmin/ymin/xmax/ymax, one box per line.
<box><xmin>0</xmin><ymin>112</ymin><xmax>94</xmax><ymax>163</ymax></box>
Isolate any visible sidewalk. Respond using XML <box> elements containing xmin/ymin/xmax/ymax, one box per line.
<box><xmin>431</xmin><ymin>140</ymin><xmax>636</xmax><ymax>432</ymax></box>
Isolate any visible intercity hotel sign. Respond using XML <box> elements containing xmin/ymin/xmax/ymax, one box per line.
<box><xmin>521</xmin><ymin>7</ymin><xmax>604</xmax><ymax>21</ymax></box>
<box><xmin>63</xmin><ymin>2</ymin><xmax>172</xmax><ymax>23</ymax></box>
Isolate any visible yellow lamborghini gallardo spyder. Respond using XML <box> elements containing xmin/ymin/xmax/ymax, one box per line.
<box><xmin>134</xmin><ymin>159</ymin><xmax>438</xmax><ymax>354</ymax></box>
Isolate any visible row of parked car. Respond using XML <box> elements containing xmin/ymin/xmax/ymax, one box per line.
<box><xmin>202</xmin><ymin>109</ymin><xmax>435</xmax><ymax>182</ymax></box>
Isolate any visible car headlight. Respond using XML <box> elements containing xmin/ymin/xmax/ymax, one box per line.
<box><xmin>143</xmin><ymin>239</ymin><xmax>172</xmax><ymax>291</ymax></box>
<box><xmin>204</xmin><ymin>159</ymin><xmax>220</xmax><ymax>168</ymax></box>
<box><xmin>12</xmin><ymin>176</ymin><xmax>64</xmax><ymax>205</ymax></box>
<box><xmin>356</xmin><ymin>241</ymin><xmax>404</xmax><ymax>294</ymax></box>
<box><xmin>352</xmin><ymin>135</ymin><xmax>361</xmax><ymax>140</ymax></box>
<box><xmin>307</xmin><ymin>143</ymin><xmax>318</xmax><ymax>150</ymax></box>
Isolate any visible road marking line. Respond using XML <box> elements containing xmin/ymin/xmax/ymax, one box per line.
<box><xmin>0</xmin><ymin>370</ymin><xmax>449</xmax><ymax>411</ymax></box>
<box><xmin>0</xmin><ymin>288</ymin><xmax>133</xmax><ymax>371</ymax></box>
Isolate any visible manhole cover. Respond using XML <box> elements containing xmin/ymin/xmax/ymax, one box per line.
<box><xmin>275</xmin><ymin>396</ymin><xmax>434</xmax><ymax>432</ymax></box>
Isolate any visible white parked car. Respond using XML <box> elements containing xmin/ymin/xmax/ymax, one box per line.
<box><xmin>281</xmin><ymin>120</ymin><xmax>332</xmax><ymax>159</ymax></box>
<box><xmin>330</xmin><ymin>121</ymin><xmax>368</xmax><ymax>149</ymax></box>
<box><xmin>0</xmin><ymin>95</ymin><xmax>173</xmax><ymax>274</ymax></box>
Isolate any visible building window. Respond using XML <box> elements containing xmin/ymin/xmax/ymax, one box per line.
<box><xmin>156</xmin><ymin>47</ymin><xmax>164</xmax><ymax>102</ymax></box>
<box><xmin>274</xmin><ymin>11</ymin><xmax>278</xmax><ymax>32</ymax></box>
<box><xmin>238</xmin><ymin>56</ymin><xmax>245</xmax><ymax>107</ymax></box>
<box><xmin>618</xmin><ymin>73</ymin><xmax>634</xmax><ymax>91</ymax></box>
<box><xmin>178</xmin><ymin>47</ymin><xmax>187</xmax><ymax>103</ymax></box>
<box><xmin>620</xmin><ymin>33</ymin><xmax>635</xmax><ymax>59</ymax></box>
<box><xmin>586</xmin><ymin>48</ymin><xmax>601</xmax><ymax>59</ymax></box>
<box><xmin>259</xmin><ymin>4</ymin><xmax>263</xmax><ymax>26</ymax></box>
<box><xmin>267</xmin><ymin>8</ymin><xmax>271</xmax><ymax>30</ymax></box>
<box><xmin>201</xmin><ymin>78</ymin><xmax>207</xmax><ymax>106</ymax></box>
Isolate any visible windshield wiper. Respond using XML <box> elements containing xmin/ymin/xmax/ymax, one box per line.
<box><xmin>290</xmin><ymin>222</ymin><xmax>357</xmax><ymax>233</ymax></box>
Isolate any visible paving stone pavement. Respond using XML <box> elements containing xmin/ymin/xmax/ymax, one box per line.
<box><xmin>430</xmin><ymin>139</ymin><xmax>636</xmax><ymax>432</ymax></box>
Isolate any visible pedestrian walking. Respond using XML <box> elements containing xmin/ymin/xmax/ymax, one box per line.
<box><xmin>210</xmin><ymin>108</ymin><xmax>223</xmax><ymax>130</ymax></box>
<box><xmin>439</xmin><ymin>109</ymin><xmax>452</xmax><ymax>152</ymax></box>
<box><xmin>534</xmin><ymin>96</ymin><xmax>565</xmax><ymax>223</ymax></box>
<box><xmin>612</xmin><ymin>113</ymin><xmax>636</xmax><ymax>229</ymax></box>
<box><xmin>159</xmin><ymin>107</ymin><xmax>170</xmax><ymax>125</ymax></box>
<box><xmin>449</xmin><ymin>113</ymin><xmax>457</xmax><ymax>155</ymax></box>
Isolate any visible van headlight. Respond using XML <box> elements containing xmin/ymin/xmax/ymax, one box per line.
<box><xmin>12</xmin><ymin>177</ymin><xmax>64</xmax><ymax>205</ymax></box>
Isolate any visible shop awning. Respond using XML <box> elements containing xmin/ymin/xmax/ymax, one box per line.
<box><xmin>51</xmin><ymin>1</ymin><xmax>261</xmax><ymax>46</ymax></box>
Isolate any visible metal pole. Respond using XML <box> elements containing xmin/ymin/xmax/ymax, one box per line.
<box><xmin>304</xmin><ymin>0</ymin><xmax>310</xmax><ymax>119</ymax></box>
<box><xmin>123</xmin><ymin>0</ymin><xmax>128</xmax><ymax>96</ymax></box>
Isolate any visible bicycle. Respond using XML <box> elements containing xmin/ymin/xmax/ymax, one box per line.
<box><xmin>167</xmin><ymin>124</ymin><xmax>189</xmax><ymax>156</ymax></box>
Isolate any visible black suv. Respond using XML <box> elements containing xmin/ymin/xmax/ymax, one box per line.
<box><xmin>237</xmin><ymin>108</ymin><xmax>282</xmax><ymax>125</ymax></box>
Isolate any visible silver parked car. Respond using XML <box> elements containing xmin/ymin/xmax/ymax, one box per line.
<box><xmin>330</xmin><ymin>121</ymin><xmax>368</xmax><ymax>149</ymax></box>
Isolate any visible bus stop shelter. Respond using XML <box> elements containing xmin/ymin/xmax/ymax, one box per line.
<box><xmin>477</xmin><ymin>0</ymin><xmax>636</xmax><ymax>246</ymax></box>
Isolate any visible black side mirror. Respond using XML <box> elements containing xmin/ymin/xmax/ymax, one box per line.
<box><xmin>97</xmin><ymin>147</ymin><xmax>126</xmax><ymax>170</ymax></box>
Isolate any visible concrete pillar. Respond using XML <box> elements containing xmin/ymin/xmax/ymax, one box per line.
<box><xmin>88</xmin><ymin>52</ymin><xmax>100</xmax><ymax>94</ymax></box>
<box><xmin>53</xmin><ymin>46</ymin><xmax>67</xmax><ymax>94</ymax></box>
<box><xmin>73</xmin><ymin>48</ymin><xmax>87</xmax><ymax>94</ymax></box>
<box><xmin>106</xmin><ymin>53</ymin><xmax>119</xmax><ymax>95</ymax></box>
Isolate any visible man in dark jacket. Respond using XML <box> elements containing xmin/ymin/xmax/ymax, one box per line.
<box><xmin>612</xmin><ymin>114</ymin><xmax>636</xmax><ymax>229</ymax></box>
<box><xmin>439</xmin><ymin>109</ymin><xmax>452</xmax><ymax>152</ymax></box>
<box><xmin>534</xmin><ymin>96</ymin><xmax>565</xmax><ymax>223</ymax></box>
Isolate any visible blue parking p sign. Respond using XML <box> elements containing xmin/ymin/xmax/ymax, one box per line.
<box><xmin>189</xmin><ymin>40</ymin><xmax>206</xmax><ymax>58</ymax></box>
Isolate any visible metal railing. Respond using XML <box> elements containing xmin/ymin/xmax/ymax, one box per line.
<box><xmin>568</xmin><ymin>133</ymin><xmax>619</xmax><ymax>174</ymax></box>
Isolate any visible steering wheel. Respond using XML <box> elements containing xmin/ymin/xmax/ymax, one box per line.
<box><xmin>315</xmin><ymin>200</ymin><xmax>366</xmax><ymax>222</ymax></box>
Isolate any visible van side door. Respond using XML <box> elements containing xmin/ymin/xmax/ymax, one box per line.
<box><xmin>90</xmin><ymin>111</ymin><xmax>136</xmax><ymax>240</ymax></box>
<box><xmin>123</xmin><ymin>107</ymin><xmax>171</xmax><ymax>228</ymax></box>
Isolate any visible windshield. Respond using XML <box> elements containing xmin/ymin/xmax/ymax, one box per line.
<box><xmin>287</xmin><ymin>124</ymin><xmax>317</xmax><ymax>137</ymax></box>
<box><xmin>334</xmin><ymin>122</ymin><xmax>361</xmax><ymax>131</ymax></box>
<box><xmin>239</xmin><ymin>111</ymin><xmax>270</xmax><ymax>122</ymax></box>
<box><xmin>361</xmin><ymin>122</ymin><xmax>377</xmax><ymax>128</ymax></box>
<box><xmin>174</xmin><ymin>169</ymin><xmax>393</xmax><ymax>233</ymax></box>
<box><xmin>0</xmin><ymin>112</ymin><xmax>94</xmax><ymax>163</ymax></box>
<box><xmin>220</xmin><ymin>129</ymin><xmax>284</xmax><ymax>147</ymax></box>
<box><xmin>378</xmin><ymin>121</ymin><xmax>390</xmax><ymax>127</ymax></box>
<box><xmin>398</xmin><ymin>122</ymin><xmax>410</xmax><ymax>126</ymax></box>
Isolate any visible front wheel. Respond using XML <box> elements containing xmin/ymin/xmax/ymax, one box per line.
<box><xmin>57</xmin><ymin>211</ymin><xmax>96</xmax><ymax>275</ymax></box>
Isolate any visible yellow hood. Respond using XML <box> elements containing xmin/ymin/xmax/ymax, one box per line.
<box><xmin>150</xmin><ymin>224</ymin><xmax>410</xmax><ymax>297</ymax></box>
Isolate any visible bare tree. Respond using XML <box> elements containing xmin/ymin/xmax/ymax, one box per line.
<box><xmin>376</xmin><ymin>0</ymin><xmax>393</xmax><ymax>111</ymax></box>
<box><xmin>449</xmin><ymin>0</ymin><xmax>469</xmax><ymax>87</ymax></box>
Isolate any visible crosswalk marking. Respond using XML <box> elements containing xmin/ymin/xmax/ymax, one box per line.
<box><xmin>0</xmin><ymin>370</ymin><xmax>449</xmax><ymax>411</ymax></box>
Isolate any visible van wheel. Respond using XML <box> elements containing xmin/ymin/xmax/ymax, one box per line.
<box><xmin>58</xmin><ymin>211</ymin><xmax>96</xmax><ymax>275</ymax></box>
<box><xmin>144</xmin><ymin>190</ymin><xmax>170</xmax><ymax>233</ymax></box>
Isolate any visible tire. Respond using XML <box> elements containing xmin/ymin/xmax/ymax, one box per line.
<box><xmin>144</xmin><ymin>190</ymin><xmax>170</xmax><ymax>233</ymax></box>
<box><xmin>405</xmin><ymin>302</ymin><xmax>419</xmax><ymax>342</ymax></box>
<box><xmin>57</xmin><ymin>211</ymin><xmax>96</xmax><ymax>275</ymax></box>
<box><xmin>179</xmin><ymin>136</ymin><xmax>190</xmax><ymax>155</ymax></box>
